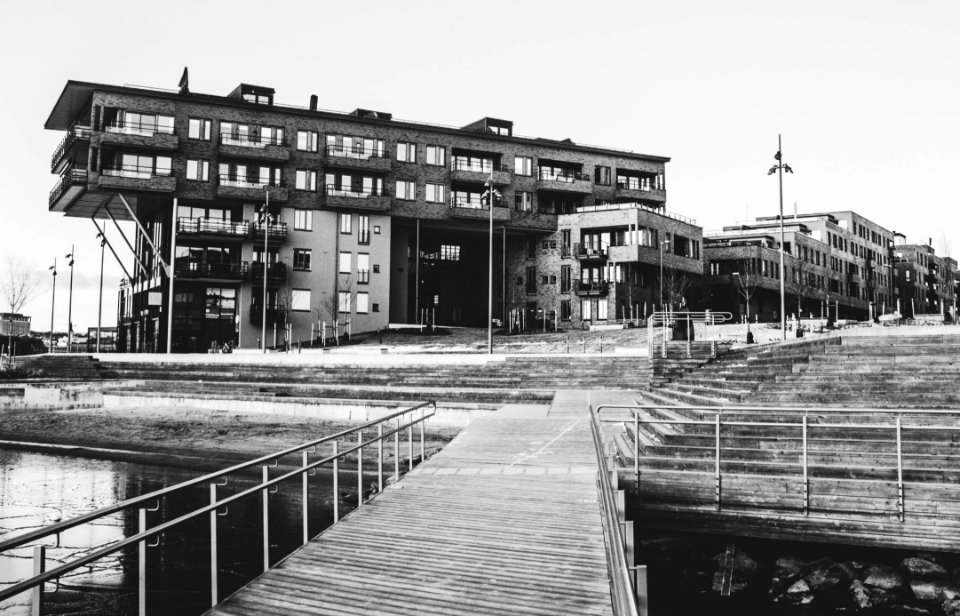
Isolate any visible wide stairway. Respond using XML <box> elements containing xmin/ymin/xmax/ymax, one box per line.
<box><xmin>610</xmin><ymin>332</ymin><xmax>960</xmax><ymax>551</ymax></box>
<box><xmin>13</xmin><ymin>354</ymin><xmax>106</xmax><ymax>381</ymax></box>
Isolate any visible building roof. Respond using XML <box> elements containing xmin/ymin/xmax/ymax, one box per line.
<box><xmin>45</xmin><ymin>80</ymin><xmax>671</xmax><ymax>163</ymax></box>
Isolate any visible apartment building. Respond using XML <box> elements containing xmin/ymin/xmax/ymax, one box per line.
<box><xmin>893</xmin><ymin>237</ymin><xmax>958</xmax><ymax>320</ymax></box>
<box><xmin>703</xmin><ymin>211</ymin><xmax>896</xmax><ymax>322</ymax></box>
<box><xmin>45</xmin><ymin>78</ymin><xmax>693</xmax><ymax>352</ymax></box>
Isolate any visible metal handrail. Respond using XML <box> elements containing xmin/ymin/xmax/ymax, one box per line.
<box><xmin>589</xmin><ymin>405</ymin><xmax>640</xmax><ymax>616</ymax></box>
<box><xmin>0</xmin><ymin>402</ymin><xmax>436</xmax><ymax>609</ymax></box>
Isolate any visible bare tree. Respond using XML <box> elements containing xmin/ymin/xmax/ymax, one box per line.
<box><xmin>1</xmin><ymin>258</ymin><xmax>42</xmax><ymax>314</ymax></box>
<box><xmin>661</xmin><ymin>269</ymin><xmax>695</xmax><ymax>310</ymax></box>
<box><xmin>732</xmin><ymin>259</ymin><xmax>760</xmax><ymax>327</ymax></box>
<box><xmin>792</xmin><ymin>256</ymin><xmax>814</xmax><ymax>319</ymax></box>
<box><xmin>316</xmin><ymin>274</ymin><xmax>356</xmax><ymax>345</ymax></box>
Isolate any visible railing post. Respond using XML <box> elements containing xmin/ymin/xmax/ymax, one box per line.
<box><xmin>636</xmin><ymin>564</ymin><xmax>649</xmax><ymax>616</ymax></box>
<box><xmin>419</xmin><ymin>407</ymin><xmax>426</xmax><ymax>463</ymax></box>
<box><xmin>896</xmin><ymin>417</ymin><xmax>904</xmax><ymax>522</ymax></box>
<box><xmin>715</xmin><ymin>414</ymin><xmax>722</xmax><ymax>511</ymax></box>
<box><xmin>624</xmin><ymin>520</ymin><xmax>635</xmax><ymax>588</ymax></box>
<box><xmin>138</xmin><ymin>508</ymin><xmax>147</xmax><ymax>616</ymax></box>
<box><xmin>802</xmin><ymin>416</ymin><xmax>809</xmax><ymax>516</ymax></box>
<box><xmin>261</xmin><ymin>466</ymin><xmax>270</xmax><ymax>572</ymax></box>
<box><xmin>332</xmin><ymin>441</ymin><xmax>339</xmax><ymax>523</ymax></box>
<box><xmin>394</xmin><ymin>417</ymin><xmax>400</xmax><ymax>481</ymax></box>
<box><xmin>634</xmin><ymin>412</ymin><xmax>640</xmax><ymax>481</ymax></box>
<box><xmin>357</xmin><ymin>432</ymin><xmax>364</xmax><ymax>509</ymax></box>
<box><xmin>31</xmin><ymin>545</ymin><xmax>45</xmax><ymax>616</ymax></box>
<box><xmin>301</xmin><ymin>451</ymin><xmax>309</xmax><ymax>545</ymax></box>
<box><xmin>407</xmin><ymin>414</ymin><xmax>414</xmax><ymax>471</ymax></box>
<box><xmin>377</xmin><ymin>424</ymin><xmax>384</xmax><ymax>493</ymax></box>
<box><xmin>209</xmin><ymin>484</ymin><xmax>218</xmax><ymax>607</ymax></box>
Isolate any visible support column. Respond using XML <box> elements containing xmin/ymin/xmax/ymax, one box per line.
<box><xmin>167</xmin><ymin>198</ymin><xmax>177</xmax><ymax>353</ymax></box>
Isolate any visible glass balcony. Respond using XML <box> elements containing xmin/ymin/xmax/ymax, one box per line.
<box><xmin>247</xmin><ymin>262</ymin><xmax>288</xmax><ymax>286</ymax></box>
<box><xmin>101</xmin><ymin>120</ymin><xmax>178</xmax><ymax>150</ymax></box>
<box><xmin>217</xmin><ymin>177</ymin><xmax>288</xmax><ymax>202</ymax></box>
<box><xmin>536</xmin><ymin>169</ymin><xmax>592</xmax><ymax>193</ymax></box>
<box><xmin>574</xmin><ymin>242</ymin><xmax>608</xmax><ymax>261</ymax></box>
<box><xmin>573</xmin><ymin>280</ymin><xmax>610</xmax><ymax>297</ymax></box>
<box><xmin>323</xmin><ymin>185</ymin><xmax>391</xmax><ymax>211</ymax></box>
<box><xmin>173</xmin><ymin>261</ymin><xmax>247</xmax><ymax>281</ymax></box>
<box><xmin>177</xmin><ymin>217</ymin><xmax>250</xmax><ymax>238</ymax></box>
<box><xmin>324</xmin><ymin>145</ymin><xmax>391</xmax><ymax>170</ymax></box>
<box><xmin>252</xmin><ymin>221</ymin><xmax>288</xmax><ymax>244</ymax></box>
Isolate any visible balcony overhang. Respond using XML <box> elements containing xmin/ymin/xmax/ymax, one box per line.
<box><xmin>97</xmin><ymin>131</ymin><xmax>179</xmax><ymax>151</ymax></box>
<box><xmin>536</xmin><ymin>178</ymin><xmax>593</xmax><ymax>193</ymax></box>
<box><xmin>449</xmin><ymin>168</ymin><xmax>512</xmax><ymax>185</ymax></box>
<box><xmin>218</xmin><ymin>142</ymin><xmax>290</xmax><ymax>162</ymax></box>
<box><xmin>218</xmin><ymin>184</ymin><xmax>288</xmax><ymax>202</ymax></box>
<box><xmin>324</xmin><ymin>153</ymin><xmax>391</xmax><ymax>171</ymax></box>
<box><xmin>614</xmin><ymin>186</ymin><xmax>666</xmax><ymax>202</ymax></box>
<box><xmin>324</xmin><ymin>194</ymin><xmax>392</xmax><ymax>212</ymax></box>
<box><xmin>98</xmin><ymin>172</ymin><xmax>177</xmax><ymax>194</ymax></box>
<box><xmin>449</xmin><ymin>206</ymin><xmax>511</xmax><ymax>222</ymax></box>
<box><xmin>44</xmin><ymin>81</ymin><xmax>96</xmax><ymax>131</ymax></box>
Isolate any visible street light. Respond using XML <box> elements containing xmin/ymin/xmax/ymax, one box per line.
<box><xmin>258</xmin><ymin>191</ymin><xmax>271</xmax><ymax>354</ymax></box>
<box><xmin>48</xmin><ymin>259</ymin><xmax>57</xmax><ymax>353</ymax></box>
<box><xmin>768</xmin><ymin>135</ymin><xmax>793</xmax><ymax>340</ymax></box>
<box><xmin>659</xmin><ymin>239</ymin><xmax>671</xmax><ymax>312</ymax></box>
<box><xmin>96</xmin><ymin>232</ymin><xmax>106</xmax><ymax>354</ymax></box>
<box><xmin>65</xmin><ymin>246</ymin><xmax>75</xmax><ymax>352</ymax></box>
<box><xmin>483</xmin><ymin>171</ymin><xmax>502</xmax><ymax>355</ymax></box>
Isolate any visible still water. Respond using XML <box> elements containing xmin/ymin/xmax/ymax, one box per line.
<box><xmin>0</xmin><ymin>448</ymin><xmax>342</xmax><ymax>616</ymax></box>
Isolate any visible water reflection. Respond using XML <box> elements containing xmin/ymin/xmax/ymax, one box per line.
<box><xmin>0</xmin><ymin>448</ymin><xmax>341</xmax><ymax>616</ymax></box>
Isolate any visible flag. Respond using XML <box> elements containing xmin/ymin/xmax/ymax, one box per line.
<box><xmin>178</xmin><ymin>67</ymin><xmax>189</xmax><ymax>94</ymax></box>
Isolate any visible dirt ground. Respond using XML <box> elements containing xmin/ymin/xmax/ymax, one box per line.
<box><xmin>0</xmin><ymin>404</ymin><xmax>460</xmax><ymax>470</ymax></box>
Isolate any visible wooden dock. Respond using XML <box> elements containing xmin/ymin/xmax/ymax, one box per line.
<box><xmin>207</xmin><ymin>391</ymin><xmax>636</xmax><ymax>615</ymax></box>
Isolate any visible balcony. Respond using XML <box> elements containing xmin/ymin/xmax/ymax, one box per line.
<box><xmin>217</xmin><ymin>178</ymin><xmax>288</xmax><ymax>202</ymax></box>
<box><xmin>247</xmin><ymin>262</ymin><xmax>288</xmax><ymax>286</ymax></box>
<box><xmin>323</xmin><ymin>186</ymin><xmax>392</xmax><ymax>212</ymax></box>
<box><xmin>51</xmin><ymin>125</ymin><xmax>92</xmax><ymax>173</ymax></box>
<box><xmin>573</xmin><ymin>280</ymin><xmax>610</xmax><ymax>297</ymax></box>
<box><xmin>615</xmin><ymin>182</ymin><xmax>666</xmax><ymax>203</ymax></box>
<box><xmin>49</xmin><ymin>167</ymin><xmax>88</xmax><ymax>211</ymax></box>
<box><xmin>448</xmin><ymin>161</ymin><xmax>512</xmax><ymax>185</ymax></box>
<box><xmin>607</xmin><ymin>244</ymin><xmax>642</xmax><ymax>263</ymax></box>
<box><xmin>98</xmin><ymin>168</ymin><xmax>177</xmax><ymax>193</ymax></box>
<box><xmin>324</xmin><ymin>145</ymin><xmax>391</xmax><ymax>171</ymax></box>
<box><xmin>177</xmin><ymin>217</ymin><xmax>251</xmax><ymax>239</ymax></box>
<box><xmin>248</xmin><ymin>304</ymin><xmax>286</xmax><ymax>327</ymax></box>
<box><xmin>219</xmin><ymin>134</ymin><xmax>290</xmax><ymax>162</ymax></box>
<box><xmin>174</xmin><ymin>261</ymin><xmax>247</xmax><ymax>282</ymax></box>
<box><xmin>252</xmin><ymin>222</ymin><xmax>288</xmax><ymax>244</ymax></box>
<box><xmin>574</xmin><ymin>242</ymin><xmax>608</xmax><ymax>261</ymax></box>
<box><xmin>449</xmin><ymin>197</ymin><xmax>511</xmax><ymax>222</ymax></box>
<box><xmin>101</xmin><ymin>121</ymin><xmax>179</xmax><ymax>150</ymax></box>
<box><xmin>536</xmin><ymin>170</ymin><xmax>592</xmax><ymax>193</ymax></box>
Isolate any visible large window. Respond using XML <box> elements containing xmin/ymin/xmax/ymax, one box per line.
<box><xmin>295</xmin><ymin>169</ymin><xmax>317</xmax><ymax>191</ymax></box>
<box><xmin>339</xmin><ymin>213</ymin><xmax>352</xmax><ymax>234</ymax></box>
<box><xmin>326</xmin><ymin>134</ymin><xmax>385</xmax><ymax>159</ymax></box>
<box><xmin>426</xmin><ymin>145</ymin><xmax>446</xmax><ymax>166</ymax></box>
<box><xmin>560</xmin><ymin>265</ymin><xmax>572</xmax><ymax>293</ymax></box>
<box><xmin>440</xmin><ymin>244</ymin><xmax>460</xmax><ymax>261</ymax></box>
<box><xmin>397</xmin><ymin>142</ymin><xmax>417</xmax><ymax>162</ymax></box>
<box><xmin>293</xmin><ymin>249</ymin><xmax>311</xmax><ymax>271</ymax></box>
<box><xmin>294</xmin><ymin>209</ymin><xmax>313</xmax><ymax>231</ymax></box>
<box><xmin>525</xmin><ymin>266</ymin><xmax>537</xmax><ymax>294</ymax></box>
<box><xmin>338</xmin><ymin>291</ymin><xmax>351</xmax><ymax>313</ymax></box>
<box><xmin>356</xmin><ymin>292</ymin><xmax>369</xmax><ymax>314</ymax></box>
<box><xmin>396</xmin><ymin>180</ymin><xmax>416</xmax><ymax>200</ymax></box>
<box><xmin>514</xmin><ymin>191</ymin><xmax>532</xmax><ymax>212</ymax></box>
<box><xmin>217</xmin><ymin>163</ymin><xmax>281</xmax><ymax>187</ymax></box>
<box><xmin>515</xmin><ymin>156</ymin><xmax>533</xmax><ymax>176</ymax></box>
<box><xmin>109</xmin><ymin>111</ymin><xmax>174</xmax><ymax>135</ymax></box>
<box><xmin>296</xmin><ymin>130</ymin><xmax>318</xmax><ymax>152</ymax></box>
<box><xmin>186</xmin><ymin>159</ymin><xmax>209</xmax><ymax>181</ymax></box>
<box><xmin>105</xmin><ymin>153</ymin><xmax>172</xmax><ymax>178</ymax></box>
<box><xmin>291</xmin><ymin>289</ymin><xmax>310</xmax><ymax>312</ymax></box>
<box><xmin>560</xmin><ymin>300</ymin><xmax>571</xmax><ymax>321</ymax></box>
<box><xmin>188</xmin><ymin>118</ymin><xmax>212</xmax><ymax>140</ymax></box>
<box><xmin>205</xmin><ymin>288</ymin><xmax>236</xmax><ymax>320</ymax></box>
<box><xmin>357</xmin><ymin>254</ymin><xmax>370</xmax><ymax>284</ymax></box>
<box><xmin>358</xmin><ymin>215</ymin><xmax>370</xmax><ymax>244</ymax></box>
<box><xmin>426</xmin><ymin>183</ymin><xmax>445</xmax><ymax>203</ymax></box>
<box><xmin>325</xmin><ymin>173</ymin><xmax>384</xmax><ymax>197</ymax></box>
<box><xmin>595</xmin><ymin>166</ymin><xmax>611</xmax><ymax>185</ymax></box>
<box><xmin>338</xmin><ymin>251</ymin><xmax>352</xmax><ymax>274</ymax></box>
<box><xmin>581</xmin><ymin>299</ymin><xmax>592</xmax><ymax>321</ymax></box>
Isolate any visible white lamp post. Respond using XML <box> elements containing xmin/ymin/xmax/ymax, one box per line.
<box><xmin>768</xmin><ymin>135</ymin><xmax>793</xmax><ymax>340</ymax></box>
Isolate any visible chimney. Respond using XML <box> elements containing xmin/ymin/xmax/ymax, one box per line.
<box><xmin>309</xmin><ymin>95</ymin><xmax>318</xmax><ymax>111</ymax></box>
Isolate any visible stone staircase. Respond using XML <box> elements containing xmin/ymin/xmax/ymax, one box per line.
<box><xmin>13</xmin><ymin>354</ymin><xmax>106</xmax><ymax>381</ymax></box>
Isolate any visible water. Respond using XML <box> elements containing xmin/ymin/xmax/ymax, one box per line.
<box><xmin>0</xmin><ymin>448</ymin><xmax>345</xmax><ymax>616</ymax></box>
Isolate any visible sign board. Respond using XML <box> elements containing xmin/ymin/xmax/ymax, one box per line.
<box><xmin>148</xmin><ymin>292</ymin><xmax>163</xmax><ymax>306</ymax></box>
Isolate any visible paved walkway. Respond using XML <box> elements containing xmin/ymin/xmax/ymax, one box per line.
<box><xmin>207</xmin><ymin>390</ymin><xmax>637</xmax><ymax>615</ymax></box>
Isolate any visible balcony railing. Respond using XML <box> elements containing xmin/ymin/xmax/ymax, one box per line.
<box><xmin>105</xmin><ymin>120</ymin><xmax>175</xmax><ymax>136</ymax></box>
<box><xmin>357</xmin><ymin>270</ymin><xmax>370</xmax><ymax>284</ymax></box>
<box><xmin>252</xmin><ymin>222</ymin><xmax>288</xmax><ymax>242</ymax></box>
<box><xmin>573</xmin><ymin>280</ymin><xmax>610</xmax><ymax>296</ymax></box>
<box><xmin>574</xmin><ymin>242</ymin><xmax>608</xmax><ymax>260</ymax></box>
<box><xmin>219</xmin><ymin>176</ymin><xmax>283</xmax><ymax>190</ymax></box>
<box><xmin>325</xmin><ymin>145</ymin><xmax>387</xmax><ymax>160</ymax></box>
<box><xmin>616</xmin><ymin>181</ymin><xmax>659</xmax><ymax>191</ymax></box>
<box><xmin>248</xmin><ymin>304</ymin><xmax>286</xmax><ymax>327</ymax></box>
<box><xmin>50</xmin><ymin>125</ymin><xmax>92</xmax><ymax>171</ymax></box>
<box><xmin>577</xmin><ymin>201</ymin><xmax>696</xmax><ymax>225</ymax></box>
<box><xmin>248</xmin><ymin>261</ymin><xmax>288</xmax><ymax>284</ymax></box>
<box><xmin>174</xmin><ymin>261</ymin><xmax>247</xmax><ymax>280</ymax></box>
<box><xmin>177</xmin><ymin>217</ymin><xmax>250</xmax><ymax>237</ymax></box>
<box><xmin>220</xmin><ymin>133</ymin><xmax>286</xmax><ymax>148</ymax></box>
<box><xmin>450</xmin><ymin>160</ymin><xmax>510</xmax><ymax>173</ymax></box>
<box><xmin>49</xmin><ymin>167</ymin><xmax>88</xmax><ymax>207</ymax></box>
<box><xmin>102</xmin><ymin>166</ymin><xmax>173</xmax><ymax>180</ymax></box>
<box><xmin>537</xmin><ymin>169</ymin><xmax>590</xmax><ymax>182</ymax></box>
<box><xmin>325</xmin><ymin>185</ymin><xmax>386</xmax><ymax>199</ymax></box>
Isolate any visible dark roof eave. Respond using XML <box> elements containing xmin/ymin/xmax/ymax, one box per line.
<box><xmin>45</xmin><ymin>81</ymin><xmax>97</xmax><ymax>130</ymax></box>
<box><xmin>43</xmin><ymin>81</ymin><xmax>671</xmax><ymax>163</ymax></box>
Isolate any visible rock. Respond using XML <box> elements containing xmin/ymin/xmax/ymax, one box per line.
<box><xmin>901</xmin><ymin>557</ymin><xmax>948</xmax><ymax>580</ymax></box>
<box><xmin>850</xmin><ymin>579</ymin><xmax>895</xmax><ymax>610</ymax></box>
<box><xmin>941</xmin><ymin>584</ymin><xmax>960</xmax><ymax>601</ymax></box>
<box><xmin>775</xmin><ymin>556</ymin><xmax>804</xmax><ymax>580</ymax></box>
<box><xmin>787</xmin><ymin>579</ymin><xmax>811</xmax><ymax>594</ymax></box>
<box><xmin>912</xmin><ymin>580</ymin><xmax>941</xmax><ymax>601</ymax></box>
<box><xmin>806</xmin><ymin>562</ymin><xmax>852</xmax><ymax>593</ymax></box>
<box><xmin>864</xmin><ymin>564</ymin><xmax>906</xmax><ymax>590</ymax></box>
<box><xmin>944</xmin><ymin>598</ymin><xmax>960</xmax><ymax>616</ymax></box>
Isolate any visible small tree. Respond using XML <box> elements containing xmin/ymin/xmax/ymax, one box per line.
<box><xmin>317</xmin><ymin>275</ymin><xmax>356</xmax><ymax>345</ymax></box>
<box><xmin>1</xmin><ymin>258</ymin><xmax>41</xmax><ymax>314</ymax></box>
<box><xmin>661</xmin><ymin>269</ymin><xmax>696</xmax><ymax>311</ymax></box>
<box><xmin>732</xmin><ymin>259</ymin><xmax>760</xmax><ymax>328</ymax></box>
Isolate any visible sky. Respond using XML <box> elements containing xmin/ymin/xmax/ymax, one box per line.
<box><xmin>1</xmin><ymin>0</ymin><xmax>957</xmax><ymax>332</ymax></box>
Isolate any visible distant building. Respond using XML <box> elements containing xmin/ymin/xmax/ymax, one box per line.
<box><xmin>893</xmin><ymin>237</ymin><xmax>958</xmax><ymax>320</ymax></box>
<box><xmin>86</xmin><ymin>326</ymin><xmax>118</xmax><ymax>352</ymax></box>
<box><xmin>703</xmin><ymin>211</ymin><xmax>896</xmax><ymax>322</ymax></box>
<box><xmin>0</xmin><ymin>313</ymin><xmax>31</xmax><ymax>337</ymax></box>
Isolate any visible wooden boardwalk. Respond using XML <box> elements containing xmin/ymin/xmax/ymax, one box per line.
<box><xmin>207</xmin><ymin>391</ymin><xmax>636</xmax><ymax>615</ymax></box>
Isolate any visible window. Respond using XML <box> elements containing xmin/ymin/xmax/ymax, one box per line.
<box><xmin>293</xmin><ymin>249</ymin><xmax>311</xmax><ymax>271</ymax></box>
<box><xmin>186</xmin><ymin>159</ymin><xmax>209</xmax><ymax>181</ymax></box>
<box><xmin>295</xmin><ymin>170</ymin><xmax>317</xmax><ymax>191</ymax></box>
<box><xmin>339</xmin><ymin>252</ymin><xmax>351</xmax><ymax>274</ymax></box>
<box><xmin>294</xmin><ymin>209</ymin><xmax>313</xmax><ymax>231</ymax></box>
<box><xmin>527</xmin><ymin>240</ymin><xmax>536</xmax><ymax>259</ymax></box>
<box><xmin>205</xmin><ymin>288</ymin><xmax>236</xmax><ymax>320</ymax></box>
<box><xmin>515</xmin><ymin>156</ymin><xmax>533</xmax><ymax>176</ymax></box>
<box><xmin>356</xmin><ymin>292</ymin><xmax>369</xmax><ymax>314</ymax></box>
<box><xmin>426</xmin><ymin>183</ymin><xmax>445</xmax><ymax>203</ymax></box>
<box><xmin>541</xmin><ymin>275</ymin><xmax>549</xmax><ymax>285</ymax></box>
<box><xmin>374</xmin><ymin>225</ymin><xmax>381</xmax><ymax>234</ymax></box>
<box><xmin>514</xmin><ymin>191</ymin><xmax>532</xmax><ymax>212</ymax></box>
<box><xmin>560</xmin><ymin>300</ymin><xmax>571</xmax><ymax>321</ymax></box>
<box><xmin>188</xmin><ymin>118</ymin><xmax>212</xmax><ymax>140</ymax></box>
<box><xmin>426</xmin><ymin>145</ymin><xmax>446</xmax><ymax>166</ymax></box>
<box><xmin>338</xmin><ymin>291</ymin><xmax>351</xmax><ymax>313</ymax></box>
<box><xmin>358</xmin><ymin>215</ymin><xmax>370</xmax><ymax>244</ymax></box>
<box><xmin>440</xmin><ymin>244</ymin><xmax>461</xmax><ymax>261</ymax></box>
<box><xmin>397</xmin><ymin>142</ymin><xmax>417</xmax><ymax>162</ymax></box>
<box><xmin>296</xmin><ymin>130</ymin><xmax>318</xmax><ymax>152</ymax></box>
<box><xmin>373</xmin><ymin>264</ymin><xmax>380</xmax><ymax>273</ymax></box>
<box><xmin>107</xmin><ymin>153</ymin><xmax>172</xmax><ymax>177</ymax></box>
<box><xmin>291</xmin><ymin>289</ymin><xmax>310</xmax><ymax>311</ymax></box>
<box><xmin>525</xmin><ymin>266</ymin><xmax>536</xmax><ymax>294</ymax></box>
<box><xmin>358</xmin><ymin>254</ymin><xmax>370</xmax><ymax>284</ymax></box>
<box><xmin>560</xmin><ymin>265</ymin><xmax>572</xmax><ymax>293</ymax></box>
<box><xmin>339</xmin><ymin>213</ymin><xmax>352</xmax><ymax>234</ymax></box>
<box><xmin>396</xmin><ymin>180</ymin><xmax>416</xmax><ymax>200</ymax></box>
<box><xmin>326</xmin><ymin>134</ymin><xmax>385</xmax><ymax>158</ymax></box>
<box><xmin>372</xmin><ymin>303</ymin><xmax>380</xmax><ymax>313</ymax></box>
<box><xmin>595</xmin><ymin>166</ymin><xmax>611</xmax><ymax>185</ymax></box>
<box><xmin>581</xmin><ymin>299</ymin><xmax>592</xmax><ymax>321</ymax></box>
<box><xmin>260</xmin><ymin>126</ymin><xmax>284</xmax><ymax>146</ymax></box>
<box><xmin>597</xmin><ymin>299</ymin><xmax>608</xmax><ymax>320</ymax></box>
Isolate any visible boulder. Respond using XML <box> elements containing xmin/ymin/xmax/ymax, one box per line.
<box><xmin>864</xmin><ymin>564</ymin><xmax>906</xmax><ymax>590</ymax></box>
<box><xmin>774</xmin><ymin>556</ymin><xmax>804</xmax><ymax>581</ymax></box>
<box><xmin>901</xmin><ymin>557</ymin><xmax>948</xmax><ymax>580</ymax></box>
<box><xmin>912</xmin><ymin>580</ymin><xmax>942</xmax><ymax>601</ymax></box>
<box><xmin>850</xmin><ymin>579</ymin><xmax>895</xmax><ymax>610</ymax></box>
<box><xmin>806</xmin><ymin>562</ymin><xmax>852</xmax><ymax>593</ymax></box>
<box><xmin>944</xmin><ymin>598</ymin><xmax>960</xmax><ymax>616</ymax></box>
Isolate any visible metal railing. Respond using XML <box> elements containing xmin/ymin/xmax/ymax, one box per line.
<box><xmin>537</xmin><ymin>168</ymin><xmax>590</xmax><ymax>182</ymax></box>
<box><xmin>48</xmin><ymin>167</ymin><xmax>88</xmax><ymax>206</ymax></box>
<box><xmin>325</xmin><ymin>145</ymin><xmax>387</xmax><ymax>160</ymax></box>
<box><xmin>597</xmin><ymin>403</ymin><xmax>960</xmax><ymax>522</ymax></box>
<box><xmin>0</xmin><ymin>402</ymin><xmax>436</xmax><ymax>613</ymax></box>
<box><xmin>577</xmin><ymin>202</ymin><xmax>695</xmax><ymax>225</ymax></box>
<box><xmin>176</xmin><ymin>217</ymin><xmax>250</xmax><ymax>236</ymax></box>
<box><xmin>50</xmin><ymin>125</ymin><xmax>92</xmax><ymax>170</ymax></box>
<box><xmin>219</xmin><ymin>133</ymin><xmax>285</xmax><ymax>148</ymax></box>
<box><xmin>574</xmin><ymin>242</ymin><xmax>607</xmax><ymax>258</ymax></box>
<box><xmin>174</xmin><ymin>261</ymin><xmax>248</xmax><ymax>280</ymax></box>
<box><xmin>104</xmin><ymin>120</ymin><xmax>175</xmax><ymax>136</ymax></box>
<box><xmin>589</xmin><ymin>404</ymin><xmax>643</xmax><ymax>616</ymax></box>
<box><xmin>325</xmin><ymin>185</ymin><xmax>387</xmax><ymax>199</ymax></box>
<box><xmin>218</xmin><ymin>176</ymin><xmax>284</xmax><ymax>190</ymax></box>
<box><xmin>450</xmin><ymin>159</ymin><xmax>510</xmax><ymax>173</ymax></box>
<box><xmin>102</xmin><ymin>165</ymin><xmax>173</xmax><ymax>179</ymax></box>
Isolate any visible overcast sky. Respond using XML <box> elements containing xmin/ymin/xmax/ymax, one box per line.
<box><xmin>1</xmin><ymin>0</ymin><xmax>957</xmax><ymax>332</ymax></box>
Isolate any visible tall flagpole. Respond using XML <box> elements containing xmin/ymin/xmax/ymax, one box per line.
<box><xmin>487</xmin><ymin>166</ymin><xmax>494</xmax><ymax>354</ymax></box>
